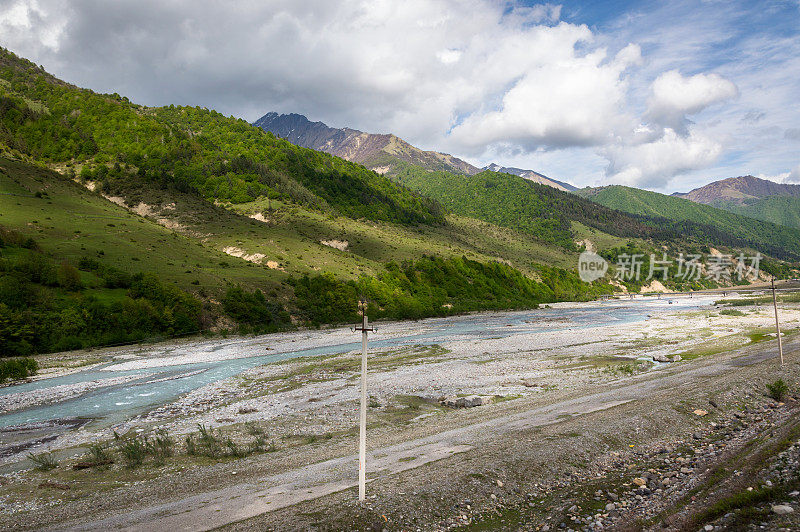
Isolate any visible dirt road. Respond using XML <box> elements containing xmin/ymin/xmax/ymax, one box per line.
<box><xmin>65</xmin><ymin>335</ymin><xmax>798</xmax><ymax>531</ymax></box>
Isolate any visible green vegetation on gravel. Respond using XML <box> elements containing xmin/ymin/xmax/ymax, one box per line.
<box><xmin>0</xmin><ymin>356</ymin><xmax>37</xmax><ymax>382</ymax></box>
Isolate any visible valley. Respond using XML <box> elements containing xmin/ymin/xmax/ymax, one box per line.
<box><xmin>1</xmin><ymin>293</ymin><xmax>798</xmax><ymax>531</ymax></box>
<box><xmin>0</xmin><ymin>20</ymin><xmax>799</xmax><ymax>532</ymax></box>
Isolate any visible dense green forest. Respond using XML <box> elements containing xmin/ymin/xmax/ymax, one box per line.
<box><xmin>394</xmin><ymin>167</ymin><xmax>800</xmax><ymax>259</ymax></box>
<box><xmin>578</xmin><ymin>186</ymin><xmax>800</xmax><ymax>259</ymax></box>
<box><xmin>0</xmin><ymin>227</ymin><xmax>203</xmax><ymax>355</ymax></box>
<box><xmin>0</xmin><ymin>48</ymin><xmax>442</xmax><ymax>226</ymax></box>
<box><xmin>395</xmin><ymin>167</ymin><xmax>695</xmax><ymax>249</ymax></box>
<box><xmin>290</xmin><ymin>255</ymin><xmax>614</xmax><ymax>325</ymax></box>
<box><xmin>708</xmin><ymin>196</ymin><xmax>800</xmax><ymax>231</ymax></box>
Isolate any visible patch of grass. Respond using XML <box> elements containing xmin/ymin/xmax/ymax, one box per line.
<box><xmin>27</xmin><ymin>451</ymin><xmax>58</xmax><ymax>471</ymax></box>
<box><xmin>184</xmin><ymin>424</ymin><xmax>275</xmax><ymax>459</ymax></box>
<box><xmin>244</xmin><ymin>421</ymin><xmax>264</xmax><ymax>436</ymax></box>
<box><xmin>87</xmin><ymin>442</ymin><xmax>111</xmax><ymax>462</ymax></box>
<box><xmin>719</xmin><ymin>309</ymin><xmax>745</xmax><ymax>316</ymax></box>
<box><xmin>149</xmin><ymin>428</ymin><xmax>174</xmax><ymax>464</ymax></box>
<box><xmin>116</xmin><ymin>433</ymin><xmax>149</xmax><ymax>468</ymax></box>
<box><xmin>696</xmin><ymin>485</ymin><xmax>778</xmax><ymax>523</ymax></box>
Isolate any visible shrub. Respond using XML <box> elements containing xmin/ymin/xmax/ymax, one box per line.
<box><xmin>149</xmin><ymin>429</ymin><xmax>174</xmax><ymax>464</ymax></box>
<box><xmin>28</xmin><ymin>451</ymin><xmax>58</xmax><ymax>471</ymax></box>
<box><xmin>116</xmin><ymin>433</ymin><xmax>149</xmax><ymax>468</ymax></box>
<box><xmin>767</xmin><ymin>379</ymin><xmax>789</xmax><ymax>402</ymax></box>
<box><xmin>222</xmin><ymin>285</ymin><xmax>291</xmax><ymax>332</ymax></box>
<box><xmin>87</xmin><ymin>443</ymin><xmax>111</xmax><ymax>462</ymax></box>
<box><xmin>0</xmin><ymin>357</ymin><xmax>38</xmax><ymax>382</ymax></box>
<box><xmin>57</xmin><ymin>262</ymin><xmax>82</xmax><ymax>291</ymax></box>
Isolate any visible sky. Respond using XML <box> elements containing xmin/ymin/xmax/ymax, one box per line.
<box><xmin>0</xmin><ymin>0</ymin><xmax>798</xmax><ymax>193</ymax></box>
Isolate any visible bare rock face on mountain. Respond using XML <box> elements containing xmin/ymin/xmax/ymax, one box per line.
<box><xmin>253</xmin><ymin>112</ymin><xmax>578</xmax><ymax>191</ymax></box>
<box><xmin>253</xmin><ymin>112</ymin><xmax>479</xmax><ymax>175</ymax></box>
<box><xmin>674</xmin><ymin>175</ymin><xmax>800</xmax><ymax>205</ymax></box>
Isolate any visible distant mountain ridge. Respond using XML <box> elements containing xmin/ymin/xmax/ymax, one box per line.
<box><xmin>252</xmin><ymin>112</ymin><xmax>576</xmax><ymax>191</ymax></box>
<box><xmin>674</xmin><ymin>175</ymin><xmax>800</xmax><ymax>204</ymax></box>
<box><xmin>482</xmin><ymin>163</ymin><xmax>577</xmax><ymax>192</ymax></box>
<box><xmin>253</xmin><ymin>112</ymin><xmax>479</xmax><ymax>175</ymax></box>
<box><xmin>673</xmin><ymin>175</ymin><xmax>800</xmax><ymax>230</ymax></box>
<box><xmin>576</xmin><ymin>184</ymin><xmax>800</xmax><ymax>258</ymax></box>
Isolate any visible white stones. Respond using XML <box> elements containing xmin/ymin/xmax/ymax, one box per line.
<box><xmin>772</xmin><ymin>504</ymin><xmax>794</xmax><ymax>515</ymax></box>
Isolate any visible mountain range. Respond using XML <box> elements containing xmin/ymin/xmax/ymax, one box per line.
<box><xmin>0</xmin><ymin>45</ymin><xmax>798</xmax><ymax>356</ymax></box>
<box><xmin>674</xmin><ymin>175</ymin><xmax>800</xmax><ymax>204</ymax></box>
<box><xmin>673</xmin><ymin>175</ymin><xmax>800</xmax><ymax>230</ymax></box>
<box><xmin>253</xmin><ymin>112</ymin><xmax>576</xmax><ymax>191</ymax></box>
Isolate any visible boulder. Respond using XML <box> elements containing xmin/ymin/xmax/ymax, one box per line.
<box><xmin>772</xmin><ymin>505</ymin><xmax>794</xmax><ymax>515</ymax></box>
<box><xmin>652</xmin><ymin>354</ymin><xmax>671</xmax><ymax>363</ymax></box>
<box><xmin>440</xmin><ymin>395</ymin><xmax>493</xmax><ymax>408</ymax></box>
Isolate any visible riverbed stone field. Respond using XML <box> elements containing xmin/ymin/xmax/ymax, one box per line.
<box><xmin>1</xmin><ymin>293</ymin><xmax>799</xmax><ymax>531</ymax></box>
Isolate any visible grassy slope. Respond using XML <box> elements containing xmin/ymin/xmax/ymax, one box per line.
<box><xmin>0</xmin><ymin>156</ymin><xmax>580</xmax><ymax>304</ymax></box>
<box><xmin>577</xmin><ymin>185</ymin><xmax>800</xmax><ymax>258</ymax></box>
<box><xmin>0</xmin><ymin>158</ymin><xmax>276</xmax><ymax>296</ymax></box>
<box><xmin>710</xmin><ymin>196</ymin><xmax>800</xmax><ymax>230</ymax></box>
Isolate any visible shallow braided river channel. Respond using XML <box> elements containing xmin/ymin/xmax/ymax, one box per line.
<box><xmin>0</xmin><ymin>296</ymin><xmax>723</xmax><ymax>470</ymax></box>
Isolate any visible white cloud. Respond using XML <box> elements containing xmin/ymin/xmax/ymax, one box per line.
<box><xmin>0</xmin><ymin>0</ymin><xmax>66</xmax><ymax>51</ymax></box>
<box><xmin>603</xmin><ymin>128</ymin><xmax>722</xmax><ymax>188</ymax></box>
<box><xmin>0</xmin><ymin>0</ymin><xmax>795</xmax><ymax>191</ymax></box>
<box><xmin>784</xmin><ymin>165</ymin><xmax>800</xmax><ymax>183</ymax></box>
<box><xmin>436</xmin><ymin>49</ymin><xmax>462</xmax><ymax>64</ymax></box>
<box><xmin>646</xmin><ymin>70</ymin><xmax>739</xmax><ymax>133</ymax></box>
<box><xmin>448</xmin><ymin>42</ymin><xmax>642</xmax><ymax>152</ymax></box>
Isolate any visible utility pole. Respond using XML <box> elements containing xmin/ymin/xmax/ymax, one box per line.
<box><xmin>352</xmin><ymin>299</ymin><xmax>374</xmax><ymax>501</ymax></box>
<box><xmin>771</xmin><ymin>277</ymin><xmax>784</xmax><ymax>367</ymax></box>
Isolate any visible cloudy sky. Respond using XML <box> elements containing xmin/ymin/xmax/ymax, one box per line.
<box><xmin>1</xmin><ymin>0</ymin><xmax>798</xmax><ymax>192</ymax></box>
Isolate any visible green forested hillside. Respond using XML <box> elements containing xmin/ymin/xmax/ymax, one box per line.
<box><xmin>0</xmin><ymin>45</ymin><xmax>794</xmax><ymax>357</ymax></box>
<box><xmin>0</xmin><ymin>49</ymin><xmax>442</xmax><ymax>226</ymax></box>
<box><xmin>0</xmin><ymin>148</ymin><xmax>611</xmax><ymax>355</ymax></box>
<box><xmin>576</xmin><ymin>185</ymin><xmax>800</xmax><ymax>259</ymax></box>
<box><xmin>394</xmin><ymin>167</ymin><xmax>677</xmax><ymax>249</ymax></box>
<box><xmin>395</xmin><ymin>168</ymin><xmax>800</xmax><ymax>259</ymax></box>
<box><xmin>708</xmin><ymin>196</ymin><xmax>800</xmax><ymax>230</ymax></box>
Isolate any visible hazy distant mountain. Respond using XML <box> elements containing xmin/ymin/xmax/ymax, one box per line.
<box><xmin>482</xmin><ymin>163</ymin><xmax>577</xmax><ymax>192</ymax></box>
<box><xmin>253</xmin><ymin>112</ymin><xmax>479</xmax><ymax>175</ymax></box>
<box><xmin>673</xmin><ymin>175</ymin><xmax>800</xmax><ymax>204</ymax></box>
<box><xmin>673</xmin><ymin>175</ymin><xmax>800</xmax><ymax>229</ymax></box>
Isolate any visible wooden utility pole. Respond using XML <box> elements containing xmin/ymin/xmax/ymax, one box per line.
<box><xmin>352</xmin><ymin>300</ymin><xmax>374</xmax><ymax>501</ymax></box>
<box><xmin>771</xmin><ymin>277</ymin><xmax>784</xmax><ymax>367</ymax></box>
